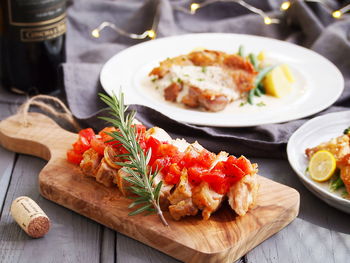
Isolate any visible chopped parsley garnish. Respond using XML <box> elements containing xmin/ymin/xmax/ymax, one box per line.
<box><xmin>257</xmin><ymin>101</ymin><xmax>266</xmax><ymax>107</ymax></box>
<box><xmin>201</xmin><ymin>67</ymin><xmax>207</xmax><ymax>73</ymax></box>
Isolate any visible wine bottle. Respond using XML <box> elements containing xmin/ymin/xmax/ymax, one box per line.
<box><xmin>0</xmin><ymin>0</ymin><xmax>66</xmax><ymax>94</ymax></box>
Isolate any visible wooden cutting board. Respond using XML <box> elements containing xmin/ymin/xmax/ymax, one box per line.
<box><xmin>0</xmin><ymin>112</ymin><xmax>300</xmax><ymax>263</ymax></box>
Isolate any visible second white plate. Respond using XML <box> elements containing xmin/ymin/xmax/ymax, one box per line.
<box><xmin>287</xmin><ymin>111</ymin><xmax>350</xmax><ymax>214</ymax></box>
<box><xmin>100</xmin><ymin>33</ymin><xmax>344</xmax><ymax>127</ymax></box>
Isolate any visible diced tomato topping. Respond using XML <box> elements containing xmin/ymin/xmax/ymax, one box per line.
<box><xmin>181</xmin><ymin>150</ymin><xmax>200</xmax><ymax>168</ymax></box>
<box><xmin>164</xmin><ymin>163</ymin><xmax>182</xmax><ymax>185</ymax></box>
<box><xmin>224</xmin><ymin>161</ymin><xmax>245</xmax><ymax>180</ymax></box>
<box><xmin>146</xmin><ymin>136</ymin><xmax>162</xmax><ymax>165</ymax></box>
<box><xmin>91</xmin><ymin>138</ymin><xmax>106</xmax><ymax>155</ymax></box>
<box><xmin>201</xmin><ymin>170</ymin><xmax>229</xmax><ymax>194</ymax></box>
<box><xmin>78</xmin><ymin>128</ymin><xmax>95</xmax><ymax>142</ymax></box>
<box><xmin>196</xmin><ymin>149</ymin><xmax>216</xmax><ymax>169</ymax></box>
<box><xmin>159</xmin><ymin>144</ymin><xmax>179</xmax><ymax>158</ymax></box>
<box><xmin>235</xmin><ymin>156</ymin><xmax>253</xmax><ymax>174</ymax></box>
<box><xmin>134</xmin><ymin>124</ymin><xmax>146</xmax><ymax>135</ymax></box>
<box><xmin>99</xmin><ymin>127</ymin><xmax>118</xmax><ymax>145</ymax></box>
<box><xmin>188</xmin><ymin>166</ymin><xmax>206</xmax><ymax>185</ymax></box>
<box><xmin>135</xmin><ymin>124</ymin><xmax>147</xmax><ymax>149</ymax></box>
<box><xmin>67</xmin><ymin>149</ymin><xmax>83</xmax><ymax>164</ymax></box>
<box><xmin>151</xmin><ymin>157</ymin><xmax>172</xmax><ymax>174</ymax></box>
<box><xmin>73</xmin><ymin>136</ymin><xmax>90</xmax><ymax>154</ymax></box>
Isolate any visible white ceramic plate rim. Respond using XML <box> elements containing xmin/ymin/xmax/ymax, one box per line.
<box><xmin>100</xmin><ymin>33</ymin><xmax>344</xmax><ymax>127</ymax></box>
<box><xmin>287</xmin><ymin>111</ymin><xmax>350</xmax><ymax>211</ymax></box>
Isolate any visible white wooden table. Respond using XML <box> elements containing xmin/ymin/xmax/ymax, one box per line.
<box><xmin>0</xmin><ymin>88</ymin><xmax>349</xmax><ymax>263</ymax></box>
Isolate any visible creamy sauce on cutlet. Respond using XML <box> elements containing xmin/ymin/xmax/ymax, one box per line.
<box><xmin>152</xmin><ymin>65</ymin><xmax>240</xmax><ymax>102</ymax></box>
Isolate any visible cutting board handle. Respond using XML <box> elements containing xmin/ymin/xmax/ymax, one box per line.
<box><xmin>0</xmin><ymin>112</ymin><xmax>77</xmax><ymax>161</ymax></box>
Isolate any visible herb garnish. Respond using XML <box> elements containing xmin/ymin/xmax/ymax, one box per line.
<box><xmin>343</xmin><ymin>127</ymin><xmax>350</xmax><ymax>135</ymax></box>
<box><xmin>201</xmin><ymin>66</ymin><xmax>207</xmax><ymax>73</ymax></box>
<box><xmin>99</xmin><ymin>92</ymin><xmax>168</xmax><ymax>226</ymax></box>
<box><xmin>329</xmin><ymin>171</ymin><xmax>344</xmax><ymax>192</ymax></box>
<box><xmin>257</xmin><ymin>101</ymin><xmax>266</xmax><ymax>107</ymax></box>
<box><xmin>247</xmin><ymin>65</ymin><xmax>274</xmax><ymax>105</ymax></box>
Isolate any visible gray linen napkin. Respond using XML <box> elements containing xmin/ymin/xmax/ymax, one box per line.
<box><xmin>63</xmin><ymin>0</ymin><xmax>350</xmax><ymax>158</ymax></box>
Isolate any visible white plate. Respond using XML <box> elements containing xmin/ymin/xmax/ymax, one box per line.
<box><xmin>100</xmin><ymin>33</ymin><xmax>344</xmax><ymax>127</ymax></box>
<box><xmin>287</xmin><ymin>111</ymin><xmax>350</xmax><ymax>214</ymax></box>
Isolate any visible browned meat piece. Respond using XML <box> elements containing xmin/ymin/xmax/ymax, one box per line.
<box><xmin>153</xmin><ymin>173</ymin><xmax>174</xmax><ymax>209</ymax></box>
<box><xmin>181</xmin><ymin>86</ymin><xmax>229</xmax><ymax>112</ymax></box>
<box><xmin>223</xmin><ymin>54</ymin><xmax>256</xmax><ymax>73</ymax></box>
<box><xmin>231</xmin><ymin>71</ymin><xmax>256</xmax><ymax>92</ymax></box>
<box><xmin>188</xmin><ymin>50</ymin><xmax>225</xmax><ymax>66</ymax></box>
<box><xmin>149</xmin><ymin>49</ymin><xmax>260</xmax><ymax>112</ymax></box>
<box><xmin>168</xmin><ymin>169</ymin><xmax>198</xmax><ymax>220</ymax></box>
<box><xmin>169</xmin><ymin>200</ymin><xmax>198</xmax><ymax>221</ymax></box>
<box><xmin>95</xmin><ymin>158</ymin><xmax>118</xmax><ymax>187</ymax></box>
<box><xmin>227</xmin><ymin>171</ymin><xmax>259</xmax><ymax>216</ymax></box>
<box><xmin>114</xmin><ymin>168</ymin><xmax>133</xmax><ymax>196</ymax></box>
<box><xmin>192</xmin><ymin>181</ymin><xmax>224</xmax><ymax>220</ymax></box>
<box><xmin>305</xmin><ymin>135</ymin><xmax>350</xmax><ymax>161</ymax></box>
<box><xmin>223</xmin><ymin>55</ymin><xmax>257</xmax><ymax>92</ymax></box>
<box><xmin>198</xmin><ymin>90</ymin><xmax>229</xmax><ymax>112</ymax></box>
<box><xmin>149</xmin><ymin>55</ymin><xmax>192</xmax><ymax>78</ymax></box>
<box><xmin>337</xmin><ymin>154</ymin><xmax>350</xmax><ymax>195</ymax></box>
<box><xmin>104</xmin><ymin>146</ymin><xmax>122</xmax><ymax>169</ymax></box>
<box><xmin>164</xmin><ymin>82</ymin><xmax>182</xmax><ymax>102</ymax></box>
<box><xmin>145</xmin><ymin>127</ymin><xmax>172</xmax><ymax>142</ymax></box>
<box><xmin>181</xmin><ymin>86</ymin><xmax>200</xmax><ymax>108</ymax></box>
<box><xmin>340</xmin><ymin>165</ymin><xmax>350</xmax><ymax>196</ymax></box>
<box><xmin>80</xmin><ymin>148</ymin><xmax>102</xmax><ymax>177</ymax></box>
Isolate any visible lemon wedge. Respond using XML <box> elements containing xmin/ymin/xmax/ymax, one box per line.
<box><xmin>263</xmin><ymin>65</ymin><xmax>295</xmax><ymax>98</ymax></box>
<box><xmin>280</xmin><ymin>64</ymin><xmax>295</xmax><ymax>83</ymax></box>
<box><xmin>308</xmin><ymin>150</ymin><xmax>337</xmax><ymax>182</ymax></box>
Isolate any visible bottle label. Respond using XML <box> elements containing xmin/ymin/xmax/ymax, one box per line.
<box><xmin>6</xmin><ymin>0</ymin><xmax>66</xmax><ymax>42</ymax></box>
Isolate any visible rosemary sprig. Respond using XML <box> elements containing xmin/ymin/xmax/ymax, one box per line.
<box><xmin>99</xmin><ymin>92</ymin><xmax>168</xmax><ymax>226</ymax></box>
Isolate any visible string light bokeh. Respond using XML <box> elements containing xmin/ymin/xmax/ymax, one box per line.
<box><xmin>91</xmin><ymin>1</ymin><xmax>350</xmax><ymax>40</ymax></box>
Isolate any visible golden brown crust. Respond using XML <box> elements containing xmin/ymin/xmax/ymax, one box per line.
<box><xmin>80</xmin><ymin>148</ymin><xmax>102</xmax><ymax>177</ymax></box>
<box><xmin>95</xmin><ymin>158</ymin><xmax>117</xmax><ymax>187</ymax></box>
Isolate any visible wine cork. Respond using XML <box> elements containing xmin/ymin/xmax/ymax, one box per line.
<box><xmin>10</xmin><ymin>196</ymin><xmax>50</xmax><ymax>238</ymax></box>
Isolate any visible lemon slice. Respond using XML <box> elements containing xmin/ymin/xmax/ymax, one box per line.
<box><xmin>263</xmin><ymin>66</ymin><xmax>293</xmax><ymax>98</ymax></box>
<box><xmin>309</xmin><ymin>150</ymin><xmax>337</xmax><ymax>182</ymax></box>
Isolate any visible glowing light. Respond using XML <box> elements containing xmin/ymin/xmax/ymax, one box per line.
<box><xmin>147</xmin><ymin>30</ymin><xmax>156</xmax><ymax>39</ymax></box>
<box><xmin>332</xmin><ymin>10</ymin><xmax>342</xmax><ymax>18</ymax></box>
<box><xmin>264</xmin><ymin>16</ymin><xmax>272</xmax><ymax>25</ymax></box>
<box><xmin>280</xmin><ymin>1</ymin><xmax>291</xmax><ymax>11</ymax></box>
<box><xmin>190</xmin><ymin>3</ymin><xmax>200</xmax><ymax>14</ymax></box>
<box><xmin>91</xmin><ymin>29</ymin><xmax>100</xmax><ymax>38</ymax></box>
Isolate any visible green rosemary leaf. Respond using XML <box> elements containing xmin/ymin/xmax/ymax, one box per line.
<box><xmin>153</xmin><ymin>181</ymin><xmax>163</xmax><ymax>198</ymax></box>
<box><xmin>99</xmin><ymin>92</ymin><xmax>168</xmax><ymax>226</ymax></box>
<box><xmin>128</xmin><ymin>200</ymin><xmax>150</xmax><ymax>208</ymax></box>
<box><xmin>123</xmin><ymin>176</ymin><xmax>145</xmax><ymax>188</ymax></box>
<box><xmin>129</xmin><ymin>204</ymin><xmax>153</xmax><ymax>216</ymax></box>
